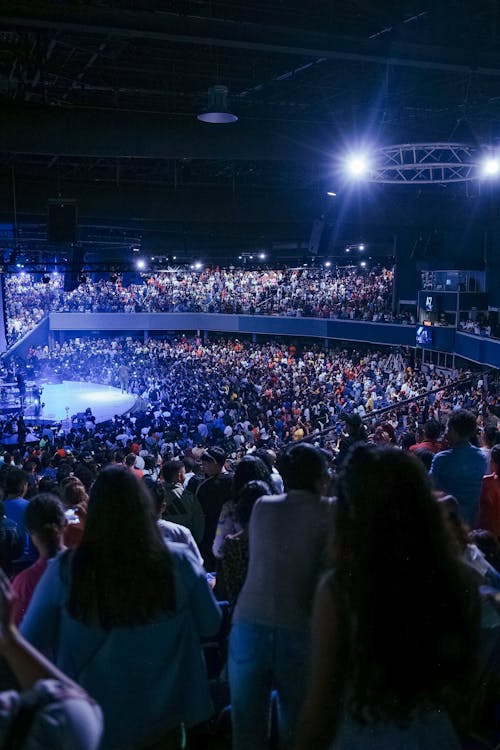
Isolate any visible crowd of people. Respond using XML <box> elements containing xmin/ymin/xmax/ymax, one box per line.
<box><xmin>9</xmin><ymin>334</ymin><xmax>484</xmax><ymax>455</ymax></box>
<box><xmin>0</xmin><ymin>403</ymin><xmax>496</xmax><ymax>747</ymax></box>
<box><xmin>3</xmin><ymin>265</ymin><xmax>399</xmax><ymax>345</ymax></box>
<box><xmin>0</xmin><ymin>326</ymin><xmax>496</xmax><ymax>748</ymax></box>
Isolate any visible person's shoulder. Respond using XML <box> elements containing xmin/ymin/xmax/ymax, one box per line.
<box><xmin>217</xmin><ymin>471</ymin><xmax>233</xmax><ymax>484</ymax></box>
<box><xmin>160</xmin><ymin>519</ymin><xmax>192</xmax><ymax>539</ymax></box>
<box><xmin>168</xmin><ymin>542</ymin><xmax>204</xmax><ymax>580</ymax></box>
<box><xmin>255</xmin><ymin>492</ymin><xmax>286</xmax><ymax>505</ymax></box>
<box><xmin>0</xmin><ymin>516</ymin><xmax>19</xmax><ymax>532</ymax></box>
<box><xmin>168</xmin><ymin>540</ymin><xmax>199</xmax><ymax>564</ymax></box>
<box><xmin>432</xmin><ymin>447</ymin><xmax>453</xmax><ymax>461</ymax></box>
<box><xmin>4</xmin><ymin>496</ymin><xmax>29</xmax><ymax>506</ymax></box>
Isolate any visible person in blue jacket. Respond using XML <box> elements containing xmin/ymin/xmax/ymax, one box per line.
<box><xmin>21</xmin><ymin>465</ymin><xmax>221</xmax><ymax>750</ymax></box>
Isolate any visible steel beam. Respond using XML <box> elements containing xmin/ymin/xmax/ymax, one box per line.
<box><xmin>2</xmin><ymin>2</ymin><xmax>500</xmax><ymax>76</ymax></box>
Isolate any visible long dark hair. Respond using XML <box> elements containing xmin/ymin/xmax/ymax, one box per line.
<box><xmin>332</xmin><ymin>444</ymin><xmax>479</xmax><ymax>726</ymax></box>
<box><xmin>68</xmin><ymin>465</ymin><xmax>175</xmax><ymax>629</ymax></box>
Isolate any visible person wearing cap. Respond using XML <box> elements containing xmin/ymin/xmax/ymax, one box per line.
<box><xmin>196</xmin><ymin>446</ymin><xmax>233</xmax><ymax>572</ymax></box>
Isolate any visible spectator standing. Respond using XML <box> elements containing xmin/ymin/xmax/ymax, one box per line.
<box><xmin>11</xmin><ymin>493</ymin><xmax>66</xmax><ymax>626</ymax></box>
<box><xmin>144</xmin><ymin>476</ymin><xmax>204</xmax><ymax>566</ymax></box>
<box><xmin>296</xmin><ymin>446</ymin><xmax>479</xmax><ymax>750</ymax></box>
<box><xmin>336</xmin><ymin>414</ymin><xmax>367</xmax><ymax>467</ymax></box>
<box><xmin>162</xmin><ymin>459</ymin><xmax>205</xmax><ymax>544</ymax></box>
<box><xmin>430</xmin><ymin>410</ymin><xmax>486</xmax><ymax>527</ymax></box>
<box><xmin>409</xmin><ymin>419</ymin><xmax>442</xmax><ymax>454</ymax></box>
<box><xmin>219</xmin><ymin>480</ymin><xmax>269</xmax><ymax>611</ymax></box>
<box><xmin>212</xmin><ymin>454</ymin><xmax>271</xmax><ymax>560</ymax></box>
<box><xmin>21</xmin><ymin>466</ymin><xmax>221</xmax><ymax>750</ymax></box>
<box><xmin>196</xmin><ymin>447</ymin><xmax>233</xmax><ymax>571</ymax></box>
<box><xmin>0</xmin><ymin>499</ymin><xmax>23</xmax><ymax>577</ymax></box>
<box><xmin>228</xmin><ymin>443</ymin><xmax>333</xmax><ymax>750</ymax></box>
<box><xmin>3</xmin><ymin>468</ymin><xmax>36</xmax><ymax>562</ymax></box>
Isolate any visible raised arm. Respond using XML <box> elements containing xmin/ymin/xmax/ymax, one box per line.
<box><xmin>0</xmin><ymin>567</ymin><xmax>78</xmax><ymax>691</ymax></box>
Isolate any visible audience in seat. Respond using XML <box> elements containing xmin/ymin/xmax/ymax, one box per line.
<box><xmin>296</xmin><ymin>446</ymin><xmax>479</xmax><ymax>750</ymax></box>
<box><xmin>4</xmin><ymin>265</ymin><xmax>399</xmax><ymax>345</ymax></box>
<box><xmin>228</xmin><ymin>443</ymin><xmax>333</xmax><ymax>750</ymax></box>
<box><xmin>20</xmin><ymin>466</ymin><xmax>221</xmax><ymax>750</ymax></box>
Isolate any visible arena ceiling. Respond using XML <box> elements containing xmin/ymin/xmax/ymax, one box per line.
<box><xmin>0</xmin><ymin>1</ymin><xmax>499</xmax><ymax>264</ymax></box>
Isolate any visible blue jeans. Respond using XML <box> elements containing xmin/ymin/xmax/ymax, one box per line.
<box><xmin>228</xmin><ymin>620</ymin><xmax>309</xmax><ymax>750</ymax></box>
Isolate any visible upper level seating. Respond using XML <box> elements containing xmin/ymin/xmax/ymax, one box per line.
<box><xmin>4</xmin><ymin>266</ymin><xmax>398</xmax><ymax>346</ymax></box>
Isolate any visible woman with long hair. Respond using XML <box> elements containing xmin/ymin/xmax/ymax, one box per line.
<box><xmin>296</xmin><ymin>445</ymin><xmax>480</xmax><ymax>750</ymax></box>
<box><xmin>21</xmin><ymin>465</ymin><xmax>221</xmax><ymax>750</ymax></box>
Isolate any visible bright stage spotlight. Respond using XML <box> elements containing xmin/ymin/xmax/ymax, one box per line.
<box><xmin>324</xmin><ymin>261</ymin><xmax>331</xmax><ymax>267</ymax></box>
<box><xmin>136</xmin><ymin>258</ymin><xmax>146</xmax><ymax>270</ymax></box>
<box><xmin>345</xmin><ymin>152</ymin><xmax>371</xmax><ymax>179</ymax></box>
<box><xmin>481</xmin><ymin>156</ymin><xmax>500</xmax><ymax>177</ymax></box>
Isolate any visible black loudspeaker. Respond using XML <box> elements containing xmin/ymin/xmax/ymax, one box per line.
<box><xmin>47</xmin><ymin>200</ymin><xmax>77</xmax><ymax>243</ymax></box>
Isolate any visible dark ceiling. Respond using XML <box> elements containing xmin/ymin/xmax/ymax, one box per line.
<box><xmin>0</xmin><ymin>1</ymin><xmax>500</xmax><ymax>264</ymax></box>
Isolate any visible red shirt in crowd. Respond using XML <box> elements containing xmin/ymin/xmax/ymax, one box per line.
<box><xmin>479</xmin><ymin>473</ymin><xmax>500</xmax><ymax>538</ymax></box>
<box><xmin>11</xmin><ymin>556</ymin><xmax>48</xmax><ymax>626</ymax></box>
<box><xmin>409</xmin><ymin>440</ymin><xmax>442</xmax><ymax>455</ymax></box>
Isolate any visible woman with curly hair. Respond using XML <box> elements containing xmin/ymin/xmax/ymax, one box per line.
<box><xmin>296</xmin><ymin>445</ymin><xmax>480</xmax><ymax>750</ymax></box>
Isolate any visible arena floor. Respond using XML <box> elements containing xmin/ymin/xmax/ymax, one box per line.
<box><xmin>25</xmin><ymin>381</ymin><xmax>137</xmax><ymax>424</ymax></box>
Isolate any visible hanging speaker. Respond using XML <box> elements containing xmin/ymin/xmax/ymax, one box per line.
<box><xmin>47</xmin><ymin>200</ymin><xmax>77</xmax><ymax>243</ymax></box>
<box><xmin>308</xmin><ymin>218</ymin><xmax>325</xmax><ymax>255</ymax></box>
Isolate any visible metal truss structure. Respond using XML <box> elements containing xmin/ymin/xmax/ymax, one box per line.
<box><xmin>369</xmin><ymin>143</ymin><xmax>480</xmax><ymax>184</ymax></box>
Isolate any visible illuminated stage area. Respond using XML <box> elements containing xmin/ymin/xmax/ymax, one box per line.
<box><xmin>25</xmin><ymin>381</ymin><xmax>137</xmax><ymax>424</ymax></box>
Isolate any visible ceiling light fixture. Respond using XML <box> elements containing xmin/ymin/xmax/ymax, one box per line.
<box><xmin>197</xmin><ymin>85</ymin><xmax>238</xmax><ymax>124</ymax></box>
